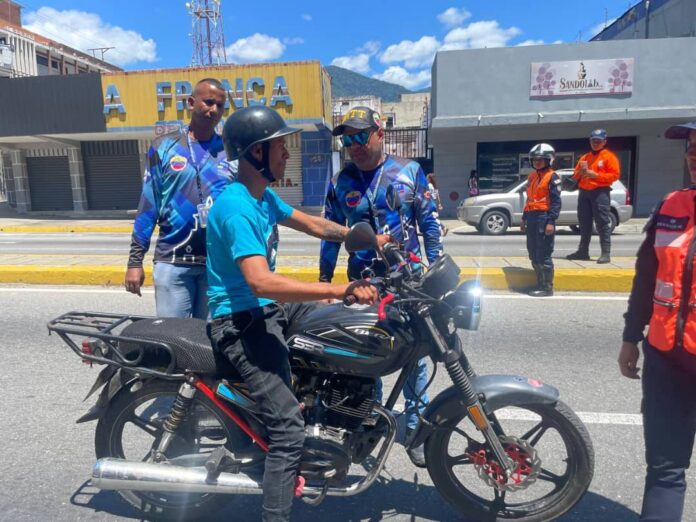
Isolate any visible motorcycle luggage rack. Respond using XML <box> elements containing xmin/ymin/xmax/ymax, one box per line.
<box><xmin>47</xmin><ymin>311</ymin><xmax>185</xmax><ymax>379</ymax></box>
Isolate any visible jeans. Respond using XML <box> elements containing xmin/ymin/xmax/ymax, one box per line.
<box><xmin>640</xmin><ymin>342</ymin><xmax>696</xmax><ymax>522</ymax></box>
<box><xmin>152</xmin><ymin>262</ymin><xmax>208</xmax><ymax>319</ymax></box>
<box><xmin>208</xmin><ymin>303</ymin><xmax>314</xmax><ymax>522</ymax></box>
<box><xmin>525</xmin><ymin>211</ymin><xmax>555</xmax><ymax>269</ymax></box>
<box><xmin>376</xmin><ymin>357</ymin><xmax>429</xmax><ymax>431</ymax></box>
<box><xmin>577</xmin><ymin>187</ymin><xmax>612</xmax><ymax>253</ymax></box>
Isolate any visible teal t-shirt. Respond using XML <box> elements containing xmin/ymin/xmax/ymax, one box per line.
<box><xmin>206</xmin><ymin>182</ymin><xmax>294</xmax><ymax>318</ymax></box>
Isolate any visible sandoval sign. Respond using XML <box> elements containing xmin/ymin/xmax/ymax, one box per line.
<box><xmin>530</xmin><ymin>58</ymin><xmax>634</xmax><ymax>97</ymax></box>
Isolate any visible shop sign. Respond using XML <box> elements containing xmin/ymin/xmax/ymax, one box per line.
<box><xmin>530</xmin><ymin>58</ymin><xmax>634</xmax><ymax>97</ymax></box>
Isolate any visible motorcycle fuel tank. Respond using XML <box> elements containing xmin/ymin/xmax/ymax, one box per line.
<box><xmin>285</xmin><ymin>302</ymin><xmax>418</xmax><ymax>378</ymax></box>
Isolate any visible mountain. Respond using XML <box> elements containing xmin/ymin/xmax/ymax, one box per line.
<box><xmin>325</xmin><ymin>65</ymin><xmax>417</xmax><ymax>102</ymax></box>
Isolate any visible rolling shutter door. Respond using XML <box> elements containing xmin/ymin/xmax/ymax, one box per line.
<box><xmin>269</xmin><ymin>133</ymin><xmax>303</xmax><ymax>207</ymax></box>
<box><xmin>27</xmin><ymin>156</ymin><xmax>72</xmax><ymax>211</ymax></box>
<box><xmin>83</xmin><ymin>140</ymin><xmax>142</xmax><ymax>210</ymax></box>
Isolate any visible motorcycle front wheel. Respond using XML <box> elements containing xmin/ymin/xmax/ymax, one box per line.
<box><xmin>425</xmin><ymin>400</ymin><xmax>594</xmax><ymax>522</ymax></box>
<box><xmin>95</xmin><ymin>379</ymin><xmax>262</xmax><ymax>520</ymax></box>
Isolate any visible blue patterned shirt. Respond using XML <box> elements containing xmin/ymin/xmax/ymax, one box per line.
<box><xmin>127</xmin><ymin>128</ymin><xmax>236</xmax><ymax>267</ymax></box>
<box><xmin>320</xmin><ymin>155</ymin><xmax>443</xmax><ymax>281</ymax></box>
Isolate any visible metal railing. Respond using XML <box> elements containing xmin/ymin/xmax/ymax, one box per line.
<box><xmin>384</xmin><ymin>127</ymin><xmax>431</xmax><ymax>160</ymax></box>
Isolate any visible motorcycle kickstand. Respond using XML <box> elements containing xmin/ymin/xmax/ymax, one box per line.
<box><xmin>301</xmin><ymin>483</ymin><xmax>329</xmax><ymax>506</ymax></box>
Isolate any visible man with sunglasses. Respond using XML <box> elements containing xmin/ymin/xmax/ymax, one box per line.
<box><xmin>320</xmin><ymin>106</ymin><xmax>444</xmax><ymax>468</ymax></box>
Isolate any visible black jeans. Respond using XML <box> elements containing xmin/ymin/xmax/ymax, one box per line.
<box><xmin>525</xmin><ymin>211</ymin><xmax>555</xmax><ymax>269</ymax></box>
<box><xmin>640</xmin><ymin>342</ymin><xmax>696</xmax><ymax>522</ymax></box>
<box><xmin>577</xmin><ymin>187</ymin><xmax>612</xmax><ymax>253</ymax></box>
<box><xmin>208</xmin><ymin>302</ymin><xmax>316</xmax><ymax>522</ymax></box>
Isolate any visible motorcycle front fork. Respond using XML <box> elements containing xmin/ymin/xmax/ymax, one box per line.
<box><xmin>421</xmin><ymin>314</ymin><xmax>514</xmax><ymax>475</ymax></box>
<box><xmin>152</xmin><ymin>381</ymin><xmax>197</xmax><ymax>462</ymax></box>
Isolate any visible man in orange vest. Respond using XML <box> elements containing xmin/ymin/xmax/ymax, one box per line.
<box><xmin>566</xmin><ymin>129</ymin><xmax>621</xmax><ymax>264</ymax></box>
<box><xmin>620</xmin><ymin>120</ymin><xmax>696</xmax><ymax>522</ymax></box>
<box><xmin>520</xmin><ymin>143</ymin><xmax>561</xmax><ymax>297</ymax></box>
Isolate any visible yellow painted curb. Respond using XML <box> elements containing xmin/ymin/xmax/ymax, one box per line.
<box><xmin>0</xmin><ymin>225</ymin><xmax>134</xmax><ymax>234</ymax></box>
<box><xmin>0</xmin><ymin>265</ymin><xmax>635</xmax><ymax>292</ymax></box>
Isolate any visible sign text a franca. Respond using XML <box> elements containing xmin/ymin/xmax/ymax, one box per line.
<box><xmin>103</xmin><ymin>76</ymin><xmax>293</xmax><ymax>115</ymax></box>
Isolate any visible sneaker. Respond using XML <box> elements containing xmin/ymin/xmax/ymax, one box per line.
<box><xmin>405</xmin><ymin>429</ymin><xmax>427</xmax><ymax>468</ymax></box>
<box><xmin>566</xmin><ymin>251</ymin><xmax>590</xmax><ymax>261</ymax></box>
<box><xmin>596</xmin><ymin>253</ymin><xmax>611</xmax><ymax>264</ymax></box>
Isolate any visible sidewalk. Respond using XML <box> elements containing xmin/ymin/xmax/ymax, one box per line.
<box><xmin>0</xmin><ymin>206</ymin><xmax>641</xmax><ymax>291</ymax></box>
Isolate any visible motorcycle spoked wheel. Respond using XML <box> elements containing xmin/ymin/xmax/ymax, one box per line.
<box><xmin>425</xmin><ymin>400</ymin><xmax>594</xmax><ymax>522</ymax></box>
<box><xmin>95</xmin><ymin>379</ymin><xmax>263</xmax><ymax>520</ymax></box>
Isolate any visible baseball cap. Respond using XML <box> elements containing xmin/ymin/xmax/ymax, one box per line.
<box><xmin>665</xmin><ymin>121</ymin><xmax>696</xmax><ymax>140</ymax></box>
<box><xmin>590</xmin><ymin>129</ymin><xmax>607</xmax><ymax>140</ymax></box>
<box><xmin>332</xmin><ymin>106</ymin><xmax>383</xmax><ymax>136</ymax></box>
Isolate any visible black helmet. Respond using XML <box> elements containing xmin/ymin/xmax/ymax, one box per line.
<box><xmin>222</xmin><ymin>106</ymin><xmax>300</xmax><ymax>182</ymax></box>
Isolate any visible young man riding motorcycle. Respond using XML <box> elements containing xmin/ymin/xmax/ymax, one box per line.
<box><xmin>205</xmin><ymin>106</ymin><xmax>388</xmax><ymax>522</ymax></box>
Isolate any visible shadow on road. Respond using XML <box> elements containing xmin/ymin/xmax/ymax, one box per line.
<box><xmin>70</xmin><ymin>477</ymin><xmax>639</xmax><ymax>522</ymax></box>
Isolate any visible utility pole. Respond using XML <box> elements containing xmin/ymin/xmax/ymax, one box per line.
<box><xmin>645</xmin><ymin>0</ymin><xmax>651</xmax><ymax>39</ymax></box>
<box><xmin>186</xmin><ymin>0</ymin><xmax>227</xmax><ymax>66</ymax></box>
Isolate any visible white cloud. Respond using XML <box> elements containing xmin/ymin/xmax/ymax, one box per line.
<box><xmin>517</xmin><ymin>39</ymin><xmax>545</xmax><ymax>47</ymax></box>
<box><xmin>380</xmin><ymin>36</ymin><xmax>440</xmax><ymax>68</ymax></box>
<box><xmin>373</xmin><ymin>66</ymin><xmax>431</xmax><ymax>90</ymax></box>
<box><xmin>358</xmin><ymin>40</ymin><xmax>381</xmax><ymax>55</ymax></box>
<box><xmin>590</xmin><ymin>18</ymin><xmax>617</xmax><ymax>38</ymax></box>
<box><xmin>437</xmin><ymin>7</ymin><xmax>471</xmax><ymax>28</ymax></box>
<box><xmin>331</xmin><ymin>53</ymin><xmax>371</xmax><ymax>74</ymax></box>
<box><xmin>442</xmin><ymin>20</ymin><xmax>522</xmax><ymax>50</ymax></box>
<box><xmin>301</xmin><ymin>14</ymin><xmax>312</xmax><ymax>22</ymax></box>
<box><xmin>283</xmin><ymin>37</ymin><xmax>304</xmax><ymax>45</ymax></box>
<box><xmin>225</xmin><ymin>33</ymin><xmax>285</xmax><ymax>63</ymax></box>
<box><xmin>23</xmin><ymin>7</ymin><xmax>157</xmax><ymax>67</ymax></box>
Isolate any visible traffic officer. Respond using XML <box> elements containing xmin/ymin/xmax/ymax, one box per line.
<box><xmin>321</xmin><ymin>106</ymin><xmax>444</xmax><ymax>467</ymax></box>
<box><xmin>521</xmin><ymin>143</ymin><xmax>561</xmax><ymax>297</ymax></box>
<box><xmin>566</xmin><ymin>128</ymin><xmax>620</xmax><ymax>264</ymax></box>
<box><xmin>619</xmin><ymin>120</ymin><xmax>696</xmax><ymax>522</ymax></box>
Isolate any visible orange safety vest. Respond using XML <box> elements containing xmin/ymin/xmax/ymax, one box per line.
<box><xmin>647</xmin><ymin>189</ymin><xmax>696</xmax><ymax>355</ymax></box>
<box><xmin>572</xmin><ymin>148</ymin><xmax>620</xmax><ymax>191</ymax></box>
<box><xmin>524</xmin><ymin>168</ymin><xmax>554</xmax><ymax>212</ymax></box>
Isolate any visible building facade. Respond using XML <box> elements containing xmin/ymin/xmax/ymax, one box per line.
<box><xmin>430</xmin><ymin>37</ymin><xmax>696</xmax><ymax>217</ymax></box>
<box><xmin>0</xmin><ymin>61</ymin><xmax>334</xmax><ymax>213</ymax></box>
<box><xmin>592</xmin><ymin>0</ymin><xmax>696</xmax><ymax>41</ymax></box>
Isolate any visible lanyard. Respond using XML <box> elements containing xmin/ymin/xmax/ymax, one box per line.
<box><xmin>364</xmin><ymin>159</ymin><xmax>386</xmax><ymax>207</ymax></box>
<box><xmin>186</xmin><ymin>131</ymin><xmax>209</xmax><ymax>204</ymax></box>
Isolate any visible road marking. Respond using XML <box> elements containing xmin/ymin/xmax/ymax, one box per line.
<box><xmin>0</xmin><ymin>287</ymin><xmax>155</xmax><ymax>294</ymax></box>
<box><xmin>483</xmin><ymin>294</ymin><xmax>627</xmax><ymax>301</ymax></box>
<box><xmin>495</xmin><ymin>408</ymin><xmax>642</xmax><ymax>426</ymax></box>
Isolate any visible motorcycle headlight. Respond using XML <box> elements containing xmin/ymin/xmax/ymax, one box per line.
<box><xmin>445</xmin><ymin>280</ymin><xmax>482</xmax><ymax>331</ymax></box>
<box><xmin>421</xmin><ymin>254</ymin><xmax>461</xmax><ymax>299</ymax></box>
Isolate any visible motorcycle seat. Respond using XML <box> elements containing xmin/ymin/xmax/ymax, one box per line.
<box><xmin>119</xmin><ymin>317</ymin><xmax>240</xmax><ymax>378</ymax></box>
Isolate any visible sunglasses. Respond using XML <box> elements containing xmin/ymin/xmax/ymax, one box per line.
<box><xmin>341</xmin><ymin>129</ymin><xmax>373</xmax><ymax>147</ymax></box>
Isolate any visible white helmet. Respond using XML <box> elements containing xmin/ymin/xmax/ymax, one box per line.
<box><xmin>529</xmin><ymin>143</ymin><xmax>555</xmax><ymax>166</ymax></box>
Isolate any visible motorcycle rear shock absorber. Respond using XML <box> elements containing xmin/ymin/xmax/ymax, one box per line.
<box><xmin>152</xmin><ymin>381</ymin><xmax>197</xmax><ymax>462</ymax></box>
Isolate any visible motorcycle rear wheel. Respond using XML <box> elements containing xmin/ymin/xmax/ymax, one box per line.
<box><xmin>95</xmin><ymin>379</ymin><xmax>261</xmax><ymax>520</ymax></box>
<box><xmin>425</xmin><ymin>400</ymin><xmax>594</xmax><ymax>522</ymax></box>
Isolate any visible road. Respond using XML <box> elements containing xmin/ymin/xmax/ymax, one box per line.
<box><xmin>0</xmin><ymin>227</ymin><xmax>644</xmax><ymax>258</ymax></box>
<box><xmin>1</xmin><ymin>286</ymin><xmax>691</xmax><ymax>521</ymax></box>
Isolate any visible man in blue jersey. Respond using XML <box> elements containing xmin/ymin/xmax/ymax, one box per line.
<box><xmin>125</xmin><ymin>78</ymin><xmax>236</xmax><ymax>318</ymax></box>
<box><xmin>207</xmin><ymin>106</ymin><xmax>382</xmax><ymax>522</ymax></box>
<box><xmin>320</xmin><ymin>106</ymin><xmax>444</xmax><ymax>468</ymax></box>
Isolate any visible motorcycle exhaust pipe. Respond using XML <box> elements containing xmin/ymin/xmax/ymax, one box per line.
<box><xmin>92</xmin><ymin>458</ymin><xmax>264</xmax><ymax>495</ymax></box>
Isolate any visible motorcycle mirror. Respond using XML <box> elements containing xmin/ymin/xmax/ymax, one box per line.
<box><xmin>385</xmin><ymin>184</ymin><xmax>402</xmax><ymax>212</ymax></box>
<box><xmin>345</xmin><ymin>222</ymin><xmax>378</xmax><ymax>253</ymax></box>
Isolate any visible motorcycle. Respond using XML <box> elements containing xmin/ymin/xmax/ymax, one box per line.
<box><xmin>48</xmin><ymin>189</ymin><xmax>594</xmax><ymax>521</ymax></box>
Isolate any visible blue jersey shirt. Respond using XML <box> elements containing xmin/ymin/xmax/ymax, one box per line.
<box><xmin>127</xmin><ymin>127</ymin><xmax>237</xmax><ymax>267</ymax></box>
<box><xmin>320</xmin><ymin>155</ymin><xmax>443</xmax><ymax>282</ymax></box>
<box><xmin>206</xmin><ymin>182</ymin><xmax>294</xmax><ymax>318</ymax></box>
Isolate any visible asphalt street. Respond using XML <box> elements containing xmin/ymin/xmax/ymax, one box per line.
<box><xmin>0</xmin><ymin>227</ymin><xmax>644</xmax><ymax>258</ymax></box>
<box><xmin>1</xmin><ymin>286</ymin><xmax>691</xmax><ymax>521</ymax></box>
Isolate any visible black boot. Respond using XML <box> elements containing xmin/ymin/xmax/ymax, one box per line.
<box><xmin>566</xmin><ymin>249</ymin><xmax>590</xmax><ymax>261</ymax></box>
<box><xmin>405</xmin><ymin>428</ymin><xmax>426</xmax><ymax>468</ymax></box>
<box><xmin>529</xmin><ymin>264</ymin><xmax>543</xmax><ymax>296</ymax></box>
<box><xmin>530</xmin><ymin>267</ymin><xmax>553</xmax><ymax>297</ymax></box>
<box><xmin>597</xmin><ymin>243</ymin><xmax>611</xmax><ymax>264</ymax></box>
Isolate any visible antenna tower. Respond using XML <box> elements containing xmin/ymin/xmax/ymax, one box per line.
<box><xmin>186</xmin><ymin>0</ymin><xmax>227</xmax><ymax>66</ymax></box>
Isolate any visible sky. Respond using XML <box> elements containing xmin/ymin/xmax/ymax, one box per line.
<box><xmin>17</xmin><ymin>0</ymin><xmax>641</xmax><ymax>90</ymax></box>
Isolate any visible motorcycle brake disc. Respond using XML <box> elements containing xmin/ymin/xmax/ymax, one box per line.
<box><xmin>469</xmin><ymin>435</ymin><xmax>542</xmax><ymax>492</ymax></box>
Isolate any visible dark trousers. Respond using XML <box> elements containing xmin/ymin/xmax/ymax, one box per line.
<box><xmin>208</xmin><ymin>303</ymin><xmax>316</xmax><ymax>522</ymax></box>
<box><xmin>640</xmin><ymin>342</ymin><xmax>696</xmax><ymax>522</ymax></box>
<box><xmin>577</xmin><ymin>187</ymin><xmax>612</xmax><ymax>253</ymax></box>
<box><xmin>525</xmin><ymin>211</ymin><xmax>555</xmax><ymax>269</ymax></box>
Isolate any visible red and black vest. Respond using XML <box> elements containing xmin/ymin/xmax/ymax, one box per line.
<box><xmin>647</xmin><ymin>189</ymin><xmax>696</xmax><ymax>355</ymax></box>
